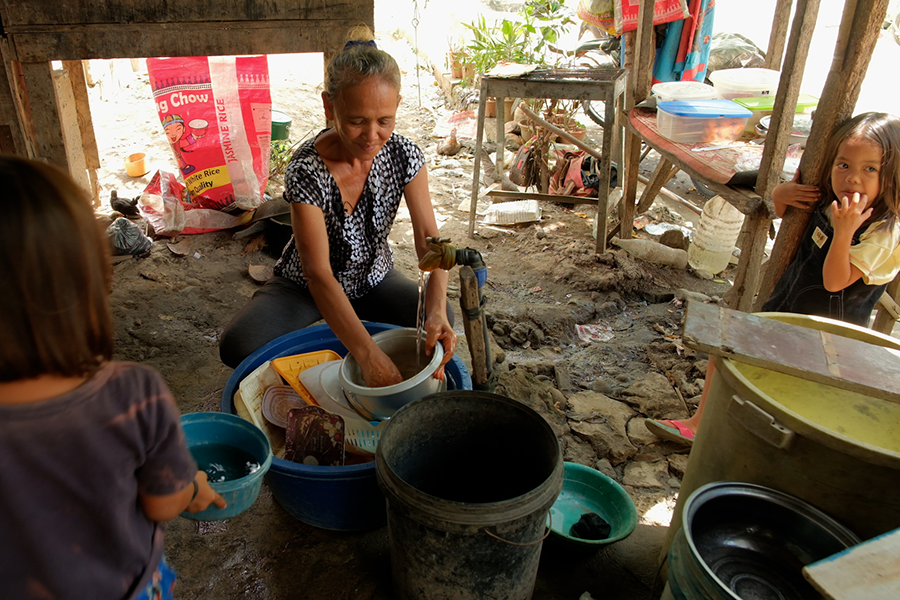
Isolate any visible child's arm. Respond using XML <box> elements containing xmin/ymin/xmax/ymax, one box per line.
<box><xmin>772</xmin><ymin>169</ymin><xmax>821</xmax><ymax>217</ymax></box>
<box><xmin>822</xmin><ymin>192</ymin><xmax>872</xmax><ymax>291</ymax></box>
<box><xmin>139</xmin><ymin>470</ymin><xmax>226</xmax><ymax>522</ymax></box>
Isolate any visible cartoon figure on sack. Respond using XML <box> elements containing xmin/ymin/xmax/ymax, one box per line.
<box><xmin>162</xmin><ymin>114</ymin><xmax>197</xmax><ymax>175</ymax></box>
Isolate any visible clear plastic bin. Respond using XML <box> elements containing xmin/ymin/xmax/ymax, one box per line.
<box><xmin>657</xmin><ymin>100</ymin><xmax>752</xmax><ymax>144</ymax></box>
<box><xmin>651</xmin><ymin>81</ymin><xmax>717</xmax><ymax>103</ymax></box>
<box><xmin>708</xmin><ymin>68</ymin><xmax>780</xmax><ymax>100</ymax></box>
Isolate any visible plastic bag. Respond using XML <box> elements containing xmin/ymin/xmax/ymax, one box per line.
<box><xmin>614</xmin><ymin>0</ymin><xmax>689</xmax><ymax>35</ymax></box>
<box><xmin>107</xmin><ymin>217</ymin><xmax>153</xmax><ymax>255</ymax></box>
<box><xmin>138</xmin><ymin>170</ymin><xmax>255</xmax><ymax>236</ymax></box>
<box><xmin>138</xmin><ymin>170</ymin><xmax>187</xmax><ymax>237</ymax></box>
<box><xmin>707</xmin><ymin>33</ymin><xmax>767</xmax><ymax>74</ymax></box>
<box><xmin>147</xmin><ymin>55</ymin><xmax>271</xmax><ymax>214</ymax></box>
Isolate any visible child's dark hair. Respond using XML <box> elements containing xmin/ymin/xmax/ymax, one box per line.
<box><xmin>820</xmin><ymin>112</ymin><xmax>900</xmax><ymax>228</ymax></box>
<box><xmin>0</xmin><ymin>156</ymin><xmax>113</xmax><ymax>381</ymax></box>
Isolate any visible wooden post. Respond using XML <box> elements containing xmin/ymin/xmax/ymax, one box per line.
<box><xmin>872</xmin><ymin>275</ymin><xmax>900</xmax><ymax>334</ymax></box>
<box><xmin>765</xmin><ymin>0</ymin><xmax>795</xmax><ymax>70</ymax></box>
<box><xmin>20</xmin><ymin>61</ymin><xmax>68</xmax><ymax>168</ymax></box>
<box><xmin>620</xmin><ymin>0</ymin><xmax>655</xmax><ymax>239</ymax></box>
<box><xmin>753</xmin><ymin>0</ymin><xmax>890</xmax><ymax>311</ymax></box>
<box><xmin>724</xmin><ymin>210</ymin><xmax>770</xmax><ymax>311</ymax></box>
<box><xmin>62</xmin><ymin>61</ymin><xmax>101</xmax><ymax>206</ymax></box>
<box><xmin>636</xmin><ymin>158</ymin><xmax>679</xmax><ymax>214</ymax></box>
<box><xmin>459</xmin><ymin>266</ymin><xmax>489</xmax><ymax>389</ymax></box>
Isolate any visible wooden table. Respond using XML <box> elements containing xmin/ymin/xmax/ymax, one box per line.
<box><xmin>467</xmin><ymin>68</ymin><xmax>627</xmax><ymax>253</ymax></box>
<box><xmin>626</xmin><ymin>107</ymin><xmax>776</xmax><ymax>311</ymax></box>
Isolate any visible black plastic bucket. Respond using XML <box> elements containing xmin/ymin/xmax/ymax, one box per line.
<box><xmin>376</xmin><ymin>391</ymin><xmax>563</xmax><ymax>600</ymax></box>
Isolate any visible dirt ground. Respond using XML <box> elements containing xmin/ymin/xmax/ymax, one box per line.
<box><xmin>91</xmin><ymin>32</ymin><xmax>739</xmax><ymax>599</ymax></box>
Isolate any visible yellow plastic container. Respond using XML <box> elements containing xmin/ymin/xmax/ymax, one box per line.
<box><xmin>125</xmin><ymin>152</ymin><xmax>149</xmax><ymax>177</ymax></box>
<box><xmin>667</xmin><ymin>313</ymin><xmax>900</xmax><ymax>553</ymax></box>
<box><xmin>271</xmin><ymin>350</ymin><xmax>342</xmax><ymax>405</ymax></box>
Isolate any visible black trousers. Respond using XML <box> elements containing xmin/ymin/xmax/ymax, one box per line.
<box><xmin>219</xmin><ymin>270</ymin><xmax>454</xmax><ymax>368</ymax></box>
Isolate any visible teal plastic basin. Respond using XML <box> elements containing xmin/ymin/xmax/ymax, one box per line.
<box><xmin>180</xmin><ymin>412</ymin><xmax>273</xmax><ymax>521</ymax></box>
<box><xmin>548</xmin><ymin>462</ymin><xmax>638</xmax><ymax>550</ymax></box>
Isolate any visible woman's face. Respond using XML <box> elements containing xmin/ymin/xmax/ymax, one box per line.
<box><xmin>324</xmin><ymin>77</ymin><xmax>400</xmax><ymax>161</ymax></box>
<box><xmin>831</xmin><ymin>136</ymin><xmax>882</xmax><ymax>208</ymax></box>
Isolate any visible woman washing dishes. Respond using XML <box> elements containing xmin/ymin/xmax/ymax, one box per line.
<box><xmin>220</xmin><ymin>27</ymin><xmax>456</xmax><ymax>386</ymax></box>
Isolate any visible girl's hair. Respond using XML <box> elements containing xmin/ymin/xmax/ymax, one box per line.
<box><xmin>820</xmin><ymin>112</ymin><xmax>900</xmax><ymax>228</ymax></box>
<box><xmin>0</xmin><ymin>156</ymin><xmax>113</xmax><ymax>381</ymax></box>
<box><xmin>323</xmin><ymin>25</ymin><xmax>401</xmax><ymax>101</ymax></box>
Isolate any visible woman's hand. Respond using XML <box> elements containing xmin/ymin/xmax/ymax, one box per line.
<box><xmin>831</xmin><ymin>192</ymin><xmax>872</xmax><ymax>236</ymax></box>
<box><xmin>185</xmin><ymin>471</ymin><xmax>227</xmax><ymax>514</ymax></box>
<box><xmin>772</xmin><ymin>169</ymin><xmax>820</xmax><ymax>217</ymax></box>
<box><xmin>361</xmin><ymin>346</ymin><xmax>404</xmax><ymax>388</ymax></box>
<box><xmin>425</xmin><ymin>315</ymin><xmax>457</xmax><ymax>382</ymax></box>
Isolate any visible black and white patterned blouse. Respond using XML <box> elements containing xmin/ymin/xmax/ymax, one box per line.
<box><xmin>273</xmin><ymin>131</ymin><xmax>425</xmax><ymax>299</ymax></box>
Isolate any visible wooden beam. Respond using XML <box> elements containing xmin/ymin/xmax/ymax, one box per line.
<box><xmin>765</xmin><ymin>0</ymin><xmax>795</xmax><ymax>70</ymax></box>
<box><xmin>20</xmin><ymin>61</ymin><xmax>67</xmax><ymax>168</ymax></box>
<box><xmin>7</xmin><ymin>20</ymin><xmax>367</xmax><ymax>62</ymax></box>
<box><xmin>753</xmin><ymin>0</ymin><xmax>890</xmax><ymax>311</ymax></box>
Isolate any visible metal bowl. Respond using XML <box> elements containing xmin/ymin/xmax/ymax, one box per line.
<box><xmin>340</xmin><ymin>328</ymin><xmax>444</xmax><ymax>421</ymax></box>
<box><xmin>679</xmin><ymin>482</ymin><xmax>859</xmax><ymax>600</ymax></box>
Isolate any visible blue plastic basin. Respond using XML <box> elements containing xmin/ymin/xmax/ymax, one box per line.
<box><xmin>221</xmin><ymin>322</ymin><xmax>471</xmax><ymax>530</ymax></box>
<box><xmin>180</xmin><ymin>412</ymin><xmax>273</xmax><ymax>521</ymax></box>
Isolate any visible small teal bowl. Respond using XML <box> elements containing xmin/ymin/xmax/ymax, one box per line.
<box><xmin>180</xmin><ymin>412</ymin><xmax>273</xmax><ymax>521</ymax></box>
<box><xmin>548</xmin><ymin>462</ymin><xmax>638</xmax><ymax>550</ymax></box>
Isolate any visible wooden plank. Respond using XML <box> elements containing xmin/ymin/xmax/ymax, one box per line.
<box><xmin>754</xmin><ymin>0</ymin><xmax>890</xmax><ymax>311</ymax></box>
<box><xmin>468</xmin><ymin>89</ymin><xmax>488</xmax><ymax>238</ymax></box>
<box><xmin>0</xmin><ymin>0</ymin><xmax>366</xmax><ymax>26</ymax></box>
<box><xmin>20</xmin><ymin>61</ymin><xmax>67</xmax><ymax>168</ymax></box>
<box><xmin>803</xmin><ymin>527</ymin><xmax>900</xmax><ymax>600</ymax></box>
<box><xmin>765</xmin><ymin>0</ymin><xmax>794</xmax><ymax>70</ymax></box>
<box><xmin>7</xmin><ymin>20</ymin><xmax>368</xmax><ymax>61</ymax></box>
<box><xmin>682</xmin><ymin>301</ymin><xmax>900</xmax><ymax>405</ymax></box>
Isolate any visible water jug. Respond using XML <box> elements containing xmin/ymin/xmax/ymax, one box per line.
<box><xmin>687</xmin><ymin>195</ymin><xmax>744</xmax><ymax>275</ymax></box>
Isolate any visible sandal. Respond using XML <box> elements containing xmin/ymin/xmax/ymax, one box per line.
<box><xmin>644</xmin><ymin>418</ymin><xmax>695</xmax><ymax>447</ymax></box>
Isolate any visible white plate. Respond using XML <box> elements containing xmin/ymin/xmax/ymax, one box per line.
<box><xmin>298</xmin><ymin>361</ymin><xmax>368</xmax><ymax>423</ymax></box>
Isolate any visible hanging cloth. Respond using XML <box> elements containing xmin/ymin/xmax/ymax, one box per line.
<box><xmin>653</xmin><ymin>0</ymin><xmax>716</xmax><ymax>84</ymax></box>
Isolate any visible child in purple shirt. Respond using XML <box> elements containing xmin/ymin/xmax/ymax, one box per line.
<box><xmin>0</xmin><ymin>156</ymin><xmax>226</xmax><ymax>600</ymax></box>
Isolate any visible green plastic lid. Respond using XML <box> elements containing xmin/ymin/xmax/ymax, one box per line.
<box><xmin>733</xmin><ymin>94</ymin><xmax>818</xmax><ymax>112</ymax></box>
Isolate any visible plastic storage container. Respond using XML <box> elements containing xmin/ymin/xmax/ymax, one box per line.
<box><xmin>687</xmin><ymin>195</ymin><xmax>745</xmax><ymax>275</ymax></box>
<box><xmin>651</xmin><ymin>81</ymin><xmax>717</xmax><ymax>103</ymax></box>
<box><xmin>656</xmin><ymin>100</ymin><xmax>752</xmax><ymax>144</ymax></box>
<box><xmin>708</xmin><ymin>67</ymin><xmax>780</xmax><ymax>100</ymax></box>
<box><xmin>733</xmin><ymin>93</ymin><xmax>818</xmax><ymax>135</ymax></box>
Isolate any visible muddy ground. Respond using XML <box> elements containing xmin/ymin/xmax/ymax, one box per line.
<box><xmin>93</xmin><ymin>34</ymin><xmax>734</xmax><ymax>599</ymax></box>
